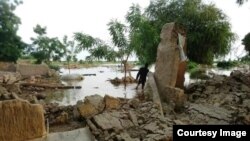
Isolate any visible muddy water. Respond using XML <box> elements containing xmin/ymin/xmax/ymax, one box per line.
<box><xmin>45</xmin><ymin>65</ymin><xmax>139</xmax><ymax>106</ymax></box>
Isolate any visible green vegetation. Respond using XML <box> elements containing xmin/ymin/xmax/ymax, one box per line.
<box><xmin>146</xmin><ymin>0</ymin><xmax>235</xmax><ymax>64</ymax></box>
<box><xmin>0</xmin><ymin>0</ymin><xmax>26</xmax><ymax>62</ymax></box>
<box><xmin>240</xmin><ymin>55</ymin><xmax>250</xmax><ymax>63</ymax></box>
<box><xmin>48</xmin><ymin>64</ymin><xmax>60</xmax><ymax>71</ymax></box>
<box><xmin>242</xmin><ymin>33</ymin><xmax>250</xmax><ymax>55</ymax></box>
<box><xmin>108</xmin><ymin>0</ymin><xmax>235</xmax><ymax>65</ymax></box>
<box><xmin>216</xmin><ymin>61</ymin><xmax>238</xmax><ymax>69</ymax></box>
<box><xmin>30</xmin><ymin>25</ymin><xmax>65</xmax><ymax>64</ymax></box>
<box><xmin>190</xmin><ymin>68</ymin><xmax>209</xmax><ymax>80</ymax></box>
<box><xmin>187</xmin><ymin>61</ymin><xmax>199</xmax><ymax>72</ymax></box>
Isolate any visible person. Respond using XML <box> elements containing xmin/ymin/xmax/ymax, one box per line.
<box><xmin>136</xmin><ymin>63</ymin><xmax>149</xmax><ymax>90</ymax></box>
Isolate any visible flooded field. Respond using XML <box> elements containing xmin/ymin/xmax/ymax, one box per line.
<box><xmin>45</xmin><ymin>65</ymin><xmax>139</xmax><ymax>105</ymax></box>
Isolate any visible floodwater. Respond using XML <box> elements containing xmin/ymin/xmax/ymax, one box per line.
<box><xmin>45</xmin><ymin>64</ymin><xmax>139</xmax><ymax>106</ymax></box>
<box><xmin>45</xmin><ymin>64</ymin><xmax>247</xmax><ymax>106</ymax></box>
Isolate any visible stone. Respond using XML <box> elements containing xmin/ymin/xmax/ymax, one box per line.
<box><xmin>77</xmin><ymin>95</ymin><xmax>104</xmax><ymax>118</ymax></box>
<box><xmin>61</xmin><ymin>74</ymin><xmax>84</xmax><ymax>81</ymax></box>
<box><xmin>128</xmin><ymin>110</ymin><xmax>139</xmax><ymax>126</ymax></box>
<box><xmin>5</xmin><ymin>83</ymin><xmax>22</xmax><ymax>94</ymax></box>
<box><xmin>143</xmin><ymin>122</ymin><xmax>159</xmax><ymax>133</ymax></box>
<box><xmin>243</xmin><ymin>114</ymin><xmax>250</xmax><ymax>124</ymax></box>
<box><xmin>145</xmin><ymin>72</ymin><xmax>164</xmax><ymax>116</ymax></box>
<box><xmin>120</xmin><ymin>119</ymin><xmax>134</xmax><ymax>128</ymax></box>
<box><xmin>154</xmin><ymin>22</ymin><xmax>186</xmax><ymax>95</ymax></box>
<box><xmin>128</xmin><ymin>98</ymin><xmax>140</xmax><ymax>109</ymax></box>
<box><xmin>145</xmin><ymin>134</ymin><xmax>167</xmax><ymax>141</ymax></box>
<box><xmin>0</xmin><ymin>99</ymin><xmax>46</xmax><ymax>141</ymax></box>
<box><xmin>0</xmin><ymin>71</ymin><xmax>21</xmax><ymax>84</ymax></box>
<box><xmin>73</xmin><ymin>107</ymin><xmax>80</xmax><ymax>120</ymax></box>
<box><xmin>188</xmin><ymin>104</ymin><xmax>233</xmax><ymax>123</ymax></box>
<box><xmin>2</xmin><ymin>94</ymin><xmax>11</xmax><ymax>100</ymax></box>
<box><xmin>241</xmin><ymin>84</ymin><xmax>250</xmax><ymax>92</ymax></box>
<box><xmin>162</xmin><ymin>86</ymin><xmax>187</xmax><ymax>112</ymax></box>
<box><xmin>104</xmin><ymin>95</ymin><xmax>121</xmax><ymax>110</ymax></box>
<box><xmin>0</xmin><ymin>85</ymin><xmax>8</xmax><ymax>95</ymax></box>
<box><xmin>10</xmin><ymin>92</ymin><xmax>20</xmax><ymax>99</ymax></box>
<box><xmin>242</xmin><ymin>100</ymin><xmax>250</xmax><ymax>109</ymax></box>
<box><xmin>54</xmin><ymin>111</ymin><xmax>69</xmax><ymax>125</ymax></box>
<box><xmin>36</xmin><ymin>93</ymin><xmax>46</xmax><ymax>100</ymax></box>
<box><xmin>86</xmin><ymin>119</ymin><xmax>99</xmax><ymax>133</ymax></box>
<box><xmin>93</xmin><ymin>112</ymin><xmax>123</xmax><ymax>130</ymax></box>
<box><xmin>116</xmin><ymin>132</ymin><xmax>140</xmax><ymax>141</ymax></box>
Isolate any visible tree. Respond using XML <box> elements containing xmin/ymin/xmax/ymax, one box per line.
<box><xmin>31</xmin><ymin>25</ymin><xmax>65</xmax><ymax>64</ymax></box>
<box><xmin>0</xmin><ymin>0</ymin><xmax>26</xmax><ymax>62</ymax></box>
<box><xmin>126</xmin><ymin>4</ymin><xmax>159</xmax><ymax>64</ymax></box>
<box><xmin>138</xmin><ymin>0</ymin><xmax>236</xmax><ymax>64</ymax></box>
<box><xmin>108</xmin><ymin>19</ymin><xmax>134</xmax><ymax>79</ymax></box>
<box><xmin>74</xmin><ymin>32</ymin><xmax>118</xmax><ymax>61</ymax></box>
<box><xmin>242</xmin><ymin>33</ymin><xmax>250</xmax><ymax>55</ymax></box>
<box><xmin>74</xmin><ymin>32</ymin><xmax>98</xmax><ymax>51</ymax></box>
<box><xmin>63</xmin><ymin>35</ymin><xmax>78</xmax><ymax>74</ymax></box>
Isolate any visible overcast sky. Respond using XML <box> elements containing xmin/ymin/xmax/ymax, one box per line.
<box><xmin>14</xmin><ymin>0</ymin><xmax>250</xmax><ymax>59</ymax></box>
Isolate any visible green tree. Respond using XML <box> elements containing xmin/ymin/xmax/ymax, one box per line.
<box><xmin>74</xmin><ymin>32</ymin><xmax>117</xmax><ymax>61</ymax></box>
<box><xmin>242</xmin><ymin>33</ymin><xmax>250</xmax><ymax>55</ymax></box>
<box><xmin>126</xmin><ymin>4</ymin><xmax>159</xmax><ymax>64</ymax></box>
<box><xmin>31</xmin><ymin>25</ymin><xmax>65</xmax><ymax>64</ymax></box>
<box><xmin>89</xmin><ymin>45</ymin><xmax>108</xmax><ymax>61</ymax></box>
<box><xmin>0</xmin><ymin>0</ymin><xmax>26</xmax><ymax>62</ymax></box>
<box><xmin>138</xmin><ymin>0</ymin><xmax>236</xmax><ymax>64</ymax></box>
<box><xmin>108</xmin><ymin>19</ymin><xmax>134</xmax><ymax>79</ymax></box>
<box><xmin>74</xmin><ymin>32</ymin><xmax>98</xmax><ymax>51</ymax></box>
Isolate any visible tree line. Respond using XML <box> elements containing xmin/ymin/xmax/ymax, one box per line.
<box><xmin>1</xmin><ymin>0</ymin><xmax>249</xmax><ymax>66</ymax></box>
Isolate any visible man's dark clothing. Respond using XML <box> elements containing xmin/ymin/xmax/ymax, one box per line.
<box><xmin>136</xmin><ymin>67</ymin><xmax>149</xmax><ymax>88</ymax></box>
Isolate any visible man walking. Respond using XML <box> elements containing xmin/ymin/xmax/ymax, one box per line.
<box><xmin>136</xmin><ymin>63</ymin><xmax>149</xmax><ymax>90</ymax></box>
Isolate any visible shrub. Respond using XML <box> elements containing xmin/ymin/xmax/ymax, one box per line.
<box><xmin>48</xmin><ymin>64</ymin><xmax>60</xmax><ymax>71</ymax></box>
<box><xmin>217</xmin><ymin>61</ymin><xmax>238</xmax><ymax>69</ymax></box>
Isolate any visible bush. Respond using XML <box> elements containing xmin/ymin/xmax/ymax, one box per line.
<box><xmin>187</xmin><ymin>61</ymin><xmax>198</xmax><ymax>72</ymax></box>
<box><xmin>240</xmin><ymin>55</ymin><xmax>250</xmax><ymax>64</ymax></box>
<box><xmin>217</xmin><ymin>61</ymin><xmax>238</xmax><ymax>69</ymax></box>
<box><xmin>20</xmin><ymin>55</ymin><xmax>34</xmax><ymax>60</ymax></box>
<box><xmin>190</xmin><ymin>68</ymin><xmax>209</xmax><ymax>80</ymax></box>
<box><xmin>48</xmin><ymin>64</ymin><xmax>60</xmax><ymax>71</ymax></box>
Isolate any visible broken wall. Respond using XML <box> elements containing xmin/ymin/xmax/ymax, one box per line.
<box><xmin>16</xmin><ymin>64</ymin><xmax>50</xmax><ymax>77</ymax></box>
<box><xmin>154</xmin><ymin>22</ymin><xmax>187</xmax><ymax>107</ymax></box>
<box><xmin>0</xmin><ymin>99</ymin><xmax>46</xmax><ymax>141</ymax></box>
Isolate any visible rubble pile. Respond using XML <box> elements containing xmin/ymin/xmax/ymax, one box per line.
<box><xmin>77</xmin><ymin>95</ymin><xmax>173</xmax><ymax>141</ymax></box>
<box><xmin>180</xmin><ymin>70</ymin><xmax>250</xmax><ymax>125</ymax></box>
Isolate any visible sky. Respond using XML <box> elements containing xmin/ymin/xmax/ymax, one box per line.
<box><xmin>14</xmin><ymin>0</ymin><xmax>250</xmax><ymax>60</ymax></box>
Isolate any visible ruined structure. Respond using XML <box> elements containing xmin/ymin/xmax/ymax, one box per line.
<box><xmin>153</xmin><ymin>22</ymin><xmax>187</xmax><ymax>110</ymax></box>
<box><xmin>0</xmin><ymin>99</ymin><xmax>46</xmax><ymax>141</ymax></box>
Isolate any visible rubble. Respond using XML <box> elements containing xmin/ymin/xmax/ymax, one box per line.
<box><xmin>109</xmin><ymin>76</ymin><xmax>136</xmax><ymax>85</ymax></box>
<box><xmin>77</xmin><ymin>95</ymin><xmax>105</xmax><ymax>118</ymax></box>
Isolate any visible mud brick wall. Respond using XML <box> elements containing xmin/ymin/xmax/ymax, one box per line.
<box><xmin>16</xmin><ymin>64</ymin><xmax>50</xmax><ymax>77</ymax></box>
